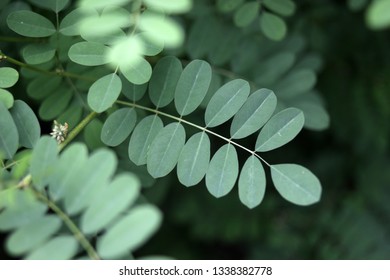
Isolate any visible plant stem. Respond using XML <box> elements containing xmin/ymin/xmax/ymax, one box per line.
<box><xmin>0</xmin><ymin>52</ymin><xmax>94</xmax><ymax>81</ymax></box>
<box><xmin>59</xmin><ymin>111</ymin><xmax>98</xmax><ymax>151</ymax></box>
<box><xmin>33</xmin><ymin>189</ymin><xmax>101</xmax><ymax>260</ymax></box>
<box><xmin>115</xmin><ymin>100</ymin><xmax>271</xmax><ymax>167</ymax></box>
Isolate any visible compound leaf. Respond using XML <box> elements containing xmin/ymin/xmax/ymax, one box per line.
<box><xmin>147</xmin><ymin>122</ymin><xmax>186</xmax><ymax>178</ymax></box>
<box><xmin>88</xmin><ymin>73</ymin><xmax>122</xmax><ymax>113</ymax></box>
<box><xmin>177</xmin><ymin>132</ymin><xmax>210</xmax><ymax>187</ymax></box>
<box><xmin>175</xmin><ymin>60</ymin><xmax>212</xmax><ymax>116</ymax></box>
<box><xmin>101</xmin><ymin>108</ymin><xmax>137</xmax><ymax>147</ymax></box>
<box><xmin>7</xmin><ymin>10</ymin><xmax>56</xmax><ymax>37</ymax></box>
<box><xmin>238</xmin><ymin>155</ymin><xmax>266</xmax><ymax>209</ymax></box>
<box><xmin>97</xmin><ymin>204</ymin><xmax>162</xmax><ymax>259</ymax></box>
<box><xmin>231</xmin><ymin>88</ymin><xmax>277</xmax><ymax>139</ymax></box>
<box><xmin>128</xmin><ymin>115</ymin><xmax>163</xmax><ymax>165</ymax></box>
<box><xmin>205</xmin><ymin>79</ymin><xmax>250</xmax><ymax>127</ymax></box>
<box><xmin>270</xmin><ymin>163</ymin><xmax>322</xmax><ymax>205</ymax></box>
<box><xmin>206</xmin><ymin>144</ymin><xmax>239</xmax><ymax>198</ymax></box>
<box><xmin>256</xmin><ymin>108</ymin><xmax>304</xmax><ymax>152</ymax></box>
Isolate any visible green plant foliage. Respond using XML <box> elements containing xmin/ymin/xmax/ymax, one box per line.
<box><xmin>144</xmin><ymin>0</ymin><xmax>193</xmax><ymax>14</ymax></box>
<box><xmin>26</xmin><ymin>235</ymin><xmax>78</xmax><ymax>260</ymax></box>
<box><xmin>101</xmin><ymin>108</ymin><xmax>137</xmax><ymax>147</ymax></box>
<box><xmin>0</xmin><ymin>89</ymin><xmax>14</xmax><ymax>109</ymax></box>
<box><xmin>87</xmin><ymin>73</ymin><xmax>121</xmax><ymax>113</ymax></box>
<box><xmin>260</xmin><ymin>12</ymin><xmax>287</xmax><ymax>41</ymax></box>
<box><xmin>270</xmin><ymin>164</ymin><xmax>321</xmax><ymax>205</ymax></box>
<box><xmin>7</xmin><ymin>10</ymin><xmax>56</xmax><ymax>37</ymax></box>
<box><xmin>0</xmin><ymin>102</ymin><xmax>19</xmax><ymax>159</ymax></box>
<box><xmin>366</xmin><ymin>0</ymin><xmax>390</xmax><ymax>29</ymax></box>
<box><xmin>68</xmin><ymin>42</ymin><xmax>109</xmax><ymax>66</ymax></box>
<box><xmin>28</xmin><ymin>0</ymin><xmax>70</xmax><ymax>13</ymax></box>
<box><xmin>233</xmin><ymin>1</ymin><xmax>260</xmax><ymax>27</ymax></box>
<box><xmin>255</xmin><ymin>108</ymin><xmax>304</xmax><ymax>152</ymax></box>
<box><xmin>22</xmin><ymin>43</ymin><xmax>56</xmax><ymax>65</ymax></box>
<box><xmin>0</xmin><ymin>67</ymin><xmax>19</xmax><ymax>88</ymax></box>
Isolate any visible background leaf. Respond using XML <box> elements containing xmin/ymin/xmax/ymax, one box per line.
<box><xmin>97</xmin><ymin>204</ymin><xmax>162</xmax><ymax>259</ymax></box>
<box><xmin>81</xmin><ymin>173</ymin><xmax>141</xmax><ymax>234</ymax></box>
<box><xmin>238</xmin><ymin>155</ymin><xmax>266</xmax><ymax>209</ymax></box>
<box><xmin>0</xmin><ymin>67</ymin><xmax>19</xmax><ymax>88</ymax></box>
<box><xmin>7</xmin><ymin>11</ymin><xmax>56</xmax><ymax>37</ymax></box>
<box><xmin>177</xmin><ymin>132</ymin><xmax>210</xmax><ymax>187</ymax></box>
<box><xmin>128</xmin><ymin>115</ymin><xmax>163</xmax><ymax>166</ymax></box>
<box><xmin>233</xmin><ymin>1</ymin><xmax>260</xmax><ymax>27</ymax></box>
<box><xmin>0</xmin><ymin>102</ymin><xmax>19</xmax><ymax>159</ymax></box>
<box><xmin>259</xmin><ymin>12</ymin><xmax>287</xmax><ymax>41</ymax></box>
<box><xmin>144</xmin><ymin>0</ymin><xmax>192</xmax><ymax>13</ymax></box>
<box><xmin>101</xmin><ymin>108</ymin><xmax>137</xmax><ymax>147</ymax></box>
<box><xmin>0</xmin><ymin>89</ymin><xmax>14</xmax><ymax>109</ymax></box>
<box><xmin>206</xmin><ymin>144</ymin><xmax>239</xmax><ymax>198</ymax></box>
<box><xmin>28</xmin><ymin>0</ymin><xmax>70</xmax><ymax>13</ymax></box>
<box><xmin>88</xmin><ymin>73</ymin><xmax>122</xmax><ymax>113</ymax></box>
<box><xmin>256</xmin><ymin>108</ymin><xmax>304</xmax><ymax>152</ymax></box>
<box><xmin>22</xmin><ymin>43</ymin><xmax>56</xmax><ymax>65</ymax></box>
<box><xmin>10</xmin><ymin>100</ymin><xmax>40</xmax><ymax>148</ymax></box>
<box><xmin>271</xmin><ymin>164</ymin><xmax>322</xmax><ymax>206</ymax></box>
<box><xmin>26</xmin><ymin>235</ymin><xmax>78</xmax><ymax>260</ymax></box>
<box><xmin>230</xmin><ymin>88</ymin><xmax>277</xmax><ymax>139</ymax></box>
<box><xmin>175</xmin><ymin>60</ymin><xmax>212</xmax><ymax>116</ymax></box>
<box><xmin>30</xmin><ymin>136</ymin><xmax>58</xmax><ymax>190</ymax></box>
<box><xmin>263</xmin><ymin>0</ymin><xmax>296</xmax><ymax>16</ymax></box>
<box><xmin>147</xmin><ymin>122</ymin><xmax>186</xmax><ymax>178</ymax></box>
<box><xmin>205</xmin><ymin>79</ymin><xmax>250</xmax><ymax>127</ymax></box>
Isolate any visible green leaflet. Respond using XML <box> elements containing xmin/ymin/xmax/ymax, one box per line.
<box><xmin>255</xmin><ymin>52</ymin><xmax>296</xmax><ymax>86</ymax></box>
<box><xmin>27</xmin><ymin>75</ymin><xmax>62</xmax><ymax>100</ymax></box>
<box><xmin>217</xmin><ymin>0</ymin><xmax>245</xmax><ymax>13</ymax></box>
<box><xmin>0</xmin><ymin>89</ymin><xmax>14</xmax><ymax>109</ymax></box>
<box><xmin>84</xmin><ymin>119</ymin><xmax>105</xmax><ymax>149</ymax></box>
<box><xmin>87</xmin><ymin>73</ymin><xmax>122</xmax><ymax>113</ymax></box>
<box><xmin>135</xmin><ymin>32</ymin><xmax>164</xmax><ymax>56</ymax></box>
<box><xmin>121</xmin><ymin>76</ymin><xmax>148</xmax><ymax>102</ymax></box>
<box><xmin>128</xmin><ymin>115</ymin><xmax>164</xmax><ymax>166</ymax></box>
<box><xmin>0</xmin><ymin>67</ymin><xmax>19</xmax><ymax>88</ymax></box>
<box><xmin>174</xmin><ymin>60</ymin><xmax>212</xmax><ymax>116</ymax></box>
<box><xmin>64</xmin><ymin>149</ymin><xmax>117</xmax><ymax>215</ymax></box>
<box><xmin>263</xmin><ymin>0</ymin><xmax>296</xmax><ymax>17</ymax></box>
<box><xmin>7</xmin><ymin>10</ymin><xmax>56</xmax><ymax>37</ymax></box>
<box><xmin>79</xmin><ymin>0</ymin><xmax>132</xmax><ymax>10</ymax></box>
<box><xmin>177</xmin><ymin>132</ymin><xmax>210</xmax><ymax>187</ymax></box>
<box><xmin>97</xmin><ymin>204</ymin><xmax>162</xmax><ymax>259</ymax></box>
<box><xmin>0</xmin><ymin>102</ymin><xmax>18</xmax><ymax>159</ymax></box>
<box><xmin>234</xmin><ymin>1</ymin><xmax>260</xmax><ymax>27</ymax></box>
<box><xmin>230</xmin><ymin>88</ymin><xmax>277</xmax><ymax>139</ymax></box>
<box><xmin>38</xmin><ymin>88</ymin><xmax>72</xmax><ymax>120</ymax></box>
<box><xmin>0</xmin><ymin>189</ymin><xmax>47</xmax><ymax>230</ymax></box>
<box><xmin>208</xmin><ymin>25</ymin><xmax>241</xmax><ymax>66</ymax></box>
<box><xmin>26</xmin><ymin>235</ymin><xmax>78</xmax><ymax>260</ymax></box>
<box><xmin>101</xmin><ymin>108</ymin><xmax>137</xmax><ymax>147</ymax></box>
<box><xmin>139</xmin><ymin>12</ymin><xmax>184</xmax><ymax>48</ymax></box>
<box><xmin>22</xmin><ymin>43</ymin><xmax>56</xmax><ymax>65</ymax></box>
<box><xmin>238</xmin><ymin>155</ymin><xmax>266</xmax><ymax>209</ymax></box>
<box><xmin>6</xmin><ymin>216</ymin><xmax>61</xmax><ymax>255</ymax></box>
<box><xmin>120</xmin><ymin>56</ymin><xmax>152</xmax><ymax>85</ymax></box>
<box><xmin>274</xmin><ymin>69</ymin><xmax>317</xmax><ymax>99</ymax></box>
<box><xmin>81</xmin><ymin>173</ymin><xmax>141</xmax><ymax>234</ymax></box>
<box><xmin>107</xmin><ymin>36</ymin><xmax>144</xmax><ymax>69</ymax></box>
<box><xmin>270</xmin><ymin>164</ymin><xmax>322</xmax><ymax>205</ymax></box>
<box><xmin>149</xmin><ymin>56</ymin><xmax>182</xmax><ymax>108</ymax></box>
<box><xmin>256</xmin><ymin>108</ymin><xmax>304</xmax><ymax>152</ymax></box>
<box><xmin>49</xmin><ymin>143</ymin><xmax>89</xmax><ymax>201</ymax></box>
<box><xmin>205</xmin><ymin>79</ymin><xmax>250</xmax><ymax>127</ymax></box>
<box><xmin>10</xmin><ymin>100</ymin><xmax>41</xmax><ymax>148</ymax></box>
<box><xmin>147</xmin><ymin>122</ymin><xmax>186</xmax><ymax>178</ymax></box>
<box><xmin>68</xmin><ymin>42</ymin><xmax>109</xmax><ymax>66</ymax></box>
<box><xmin>144</xmin><ymin>0</ymin><xmax>192</xmax><ymax>13</ymax></box>
<box><xmin>206</xmin><ymin>144</ymin><xmax>239</xmax><ymax>198</ymax></box>
<box><xmin>59</xmin><ymin>8</ymin><xmax>98</xmax><ymax>36</ymax></box>
<box><xmin>259</xmin><ymin>12</ymin><xmax>287</xmax><ymax>41</ymax></box>
<box><xmin>290</xmin><ymin>98</ymin><xmax>330</xmax><ymax>131</ymax></box>
<box><xmin>28</xmin><ymin>0</ymin><xmax>70</xmax><ymax>13</ymax></box>
<box><xmin>30</xmin><ymin>136</ymin><xmax>58</xmax><ymax>191</ymax></box>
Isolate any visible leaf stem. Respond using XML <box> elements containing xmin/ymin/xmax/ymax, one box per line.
<box><xmin>59</xmin><ymin>111</ymin><xmax>98</xmax><ymax>151</ymax></box>
<box><xmin>115</xmin><ymin>100</ymin><xmax>271</xmax><ymax>167</ymax></box>
<box><xmin>0</xmin><ymin>52</ymin><xmax>95</xmax><ymax>81</ymax></box>
<box><xmin>32</xmin><ymin>189</ymin><xmax>101</xmax><ymax>260</ymax></box>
